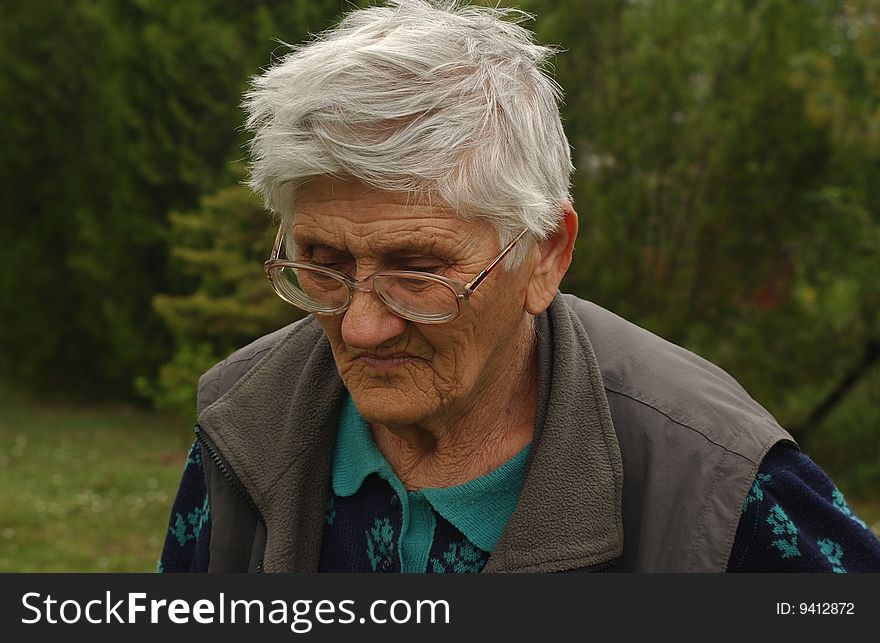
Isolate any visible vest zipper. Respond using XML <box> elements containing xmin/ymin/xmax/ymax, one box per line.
<box><xmin>194</xmin><ymin>424</ymin><xmax>265</xmax><ymax>573</ymax></box>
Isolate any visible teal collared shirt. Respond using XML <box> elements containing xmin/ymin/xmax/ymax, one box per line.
<box><xmin>332</xmin><ymin>394</ymin><xmax>530</xmax><ymax>572</ymax></box>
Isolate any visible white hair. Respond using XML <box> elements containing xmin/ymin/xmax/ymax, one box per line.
<box><xmin>243</xmin><ymin>0</ymin><xmax>573</xmax><ymax>267</ymax></box>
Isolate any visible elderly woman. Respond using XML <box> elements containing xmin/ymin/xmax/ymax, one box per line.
<box><xmin>161</xmin><ymin>0</ymin><xmax>880</xmax><ymax>573</ymax></box>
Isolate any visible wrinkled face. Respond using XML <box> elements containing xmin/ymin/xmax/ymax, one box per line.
<box><xmin>291</xmin><ymin>177</ymin><xmax>535</xmax><ymax>428</ymax></box>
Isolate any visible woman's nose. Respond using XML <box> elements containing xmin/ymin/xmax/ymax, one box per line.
<box><xmin>340</xmin><ymin>288</ymin><xmax>407</xmax><ymax>349</ymax></box>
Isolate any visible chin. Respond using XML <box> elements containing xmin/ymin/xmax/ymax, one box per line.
<box><xmin>347</xmin><ymin>389</ymin><xmax>435</xmax><ymax>428</ymax></box>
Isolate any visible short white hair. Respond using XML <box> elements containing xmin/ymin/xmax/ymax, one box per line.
<box><xmin>243</xmin><ymin>0</ymin><xmax>573</xmax><ymax>267</ymax></box>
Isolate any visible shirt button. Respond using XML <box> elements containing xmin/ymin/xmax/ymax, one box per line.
<box><xmin>380</xmin><ymin>556</ymin><xmax>393</xmax><ymax>572</ymax></box>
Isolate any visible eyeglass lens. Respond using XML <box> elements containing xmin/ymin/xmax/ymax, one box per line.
<box><xmin>270</xmin><ymin>265</ymin><xmax>460</xmax><ymax>322</ymax></box>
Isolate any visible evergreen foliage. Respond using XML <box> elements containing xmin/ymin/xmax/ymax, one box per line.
<box><xmin>0</xmin><ymin>0</ymin><xmax>345</xmax><ymax>397</ymax></box>
<box><xmin>137</xmin><ymin>175</ymin><xmax>302</xmax><ymax>413</ymax></box>
<box><xmin>525</xmin><ymin>0</ymin><xmax>879</xmax><ymax>488</ymax></box>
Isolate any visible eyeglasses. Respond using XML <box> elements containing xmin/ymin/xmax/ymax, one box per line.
<box><xmin>264</xmin><ymin>226</ymin><xmax>529</xmax><ymax>324</ymax></box>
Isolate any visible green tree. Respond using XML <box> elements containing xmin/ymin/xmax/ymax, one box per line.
<box><xmin>525</xmin><ymin>0</ymin><xmax>880</xmax><ymax>488</ymax></box>
<box><xmin>138</xmin><ymin>176</ymin><xmax>302</xmax><ymax>415</ymax></box>
<box><xmin>0</xmin><ymin>0</ymin><xmax>345</xmax><ymax>398</ymax></box>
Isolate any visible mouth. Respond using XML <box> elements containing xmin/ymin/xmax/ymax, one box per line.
<box><xmin>356</xmin><ymin>353</ymin><xmax>420</xmax><ymax>372</ymax></box>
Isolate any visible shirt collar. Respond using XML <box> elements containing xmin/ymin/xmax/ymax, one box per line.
<box><xmin>331</xmin><ymin>394</ymin><xmax>395</xmax><ymax>496</ymax></box>
<box><xmin>331</xmin><ymin>393</ymin><xmax>530</xmax><ymax>552</ymax></box>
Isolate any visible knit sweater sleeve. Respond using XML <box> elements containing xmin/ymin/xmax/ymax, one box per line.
<box><xmin>157</xmin><ymin>439</ymin><xmax>211</xmax><ymax>573</ymax></box>
<box><xmin>727</xmin><ymin>443</ymin><xmax>880</xmax><ymax>572</ymax></box>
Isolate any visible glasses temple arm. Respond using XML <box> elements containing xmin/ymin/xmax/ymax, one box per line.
<box><xmin>270</xmin><ymin>225</ymin><xmax>285</xmax><ymax>260</ymax></box>
<box><xmin>464</xmin><ymin>228</ymin><xmax>529</xmax><ymax>292</ymax></box>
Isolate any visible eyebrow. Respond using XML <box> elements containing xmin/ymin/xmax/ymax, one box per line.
<box><xmin>293</xmin><ymin>233</ymin><xmax>452</xmax><ymax>260</ymax></box>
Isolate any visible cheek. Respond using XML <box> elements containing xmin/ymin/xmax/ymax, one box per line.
<box><xmin>315</xmin><ymin>316</ymin><xmax>342</xmax><ymax>344</ymax></box>
<box><xmin>315</xmin><ymin>317</ymin><xmax>348</xmax><ymax>365</ymax></box>
<box><xmin>419</xmin><ymin>323</ymin><xmax>484</xmax><ymax>392</ymax></box>
<box><xmin>443</xmin><ymin>291</ymin><xmax>525</xmax><ymax>371</ymax></box>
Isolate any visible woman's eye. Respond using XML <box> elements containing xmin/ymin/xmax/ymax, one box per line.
<box><xmin>307</xmin><ymin>256</ymin><xmax>353</xmax><ymax>273</ymax></box>
<box><xmin>395</xmin><ymin>261</ymin><xmax>449</xmax><ymax>273</ymax></box>
<box><xmin>405</xmin><ymin>266</ymin><xmax>442</xmax><ymax>273</ymax></box>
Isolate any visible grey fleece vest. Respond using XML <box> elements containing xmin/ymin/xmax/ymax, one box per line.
<box><xmin>195</xmin><ymin>293</ymin><xmax>795</xmax><ymax>573</ymax></box>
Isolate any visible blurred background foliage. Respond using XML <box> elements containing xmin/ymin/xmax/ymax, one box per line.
<box><xmin>0</xmin><ymin>0</ymin><xmax>878</xmax><ymax>569</ymax></box>
<box><xmin>531</xmin><ymin>0</ymin><xmax>880</xmax><ymax>493</ymax></box>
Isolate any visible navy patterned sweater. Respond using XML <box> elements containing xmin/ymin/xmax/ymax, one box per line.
<box><xmin>159</xmin><ymin>441</ymin><xmax>880</xmax><ymax>573</ymax></box>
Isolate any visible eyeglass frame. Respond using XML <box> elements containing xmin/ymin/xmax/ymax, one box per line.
<box><xmin>263</xmin><ymin>224</ymin><xmax>530</xmax><ymax>324</ymax></box>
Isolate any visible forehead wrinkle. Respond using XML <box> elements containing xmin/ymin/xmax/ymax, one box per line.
<box><xmin>295</xmin><ymin>216</ymin><xmax>471</xmax><ymax>260</ymax></box>
<box><xmin>358</xmin><ymin>228</ymin><xmax>457</xmax><ymax>259</ymax></box>
<box><xmin>289</xmin><ymin>224</ymin><xmax>346</xmax><ymax>256</ymax></box>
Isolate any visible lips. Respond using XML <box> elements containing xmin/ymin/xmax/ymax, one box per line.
<box><xmin>357</xmin><ymin>353</ymin><xmax>419</xmax><ymax>371</ymax></box>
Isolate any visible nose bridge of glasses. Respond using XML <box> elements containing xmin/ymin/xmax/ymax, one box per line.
<box><xmin>345</xmin><ymin>275</ymin><xmax>399</xmax><ymax>321</ymax></box>
<box><xmin>346</xmin><ymin>273</ymin><xmax>377</xmax><ymax>295</ymax></box>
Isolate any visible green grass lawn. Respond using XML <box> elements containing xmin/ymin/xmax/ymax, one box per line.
<box><xmin>0</xmin><ymin>390</ymin><xmax>193</xmax><ymax>572</ymax></box>
<box><xmin>1</xmin><ymin>389</ymin><xmax>877</xmax><ymax>572</ymax></box>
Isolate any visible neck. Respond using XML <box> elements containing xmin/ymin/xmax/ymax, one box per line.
<box><xmin>370</xmin><ymin>318</ymin><xmax>537</xmax><ymax>490</ymax></box>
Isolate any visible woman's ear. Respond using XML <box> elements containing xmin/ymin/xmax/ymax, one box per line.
<box><xmin>524</xmin><ymin>203</ymin><xmax>578</xmax><ymax>316</ymax></box>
